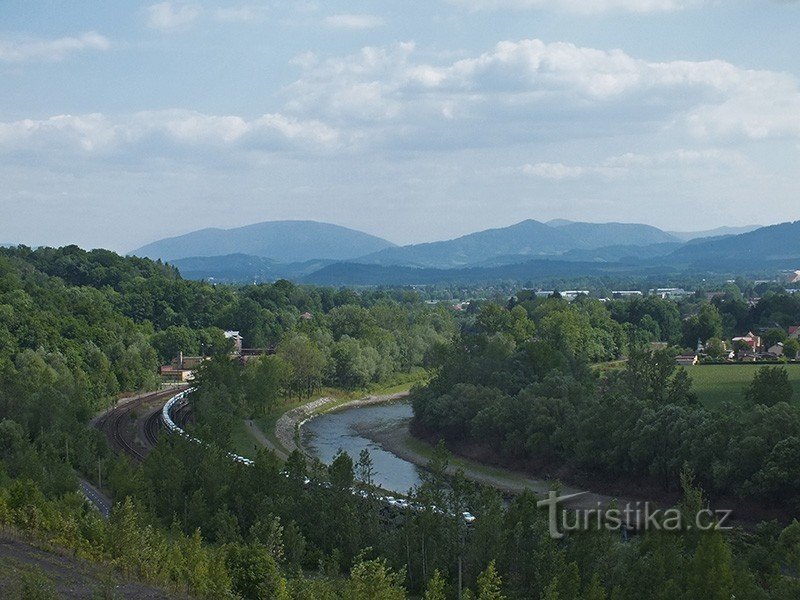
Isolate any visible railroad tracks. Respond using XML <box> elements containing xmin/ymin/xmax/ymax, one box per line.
<box><xmin>95</xmin><ymin>388</ymin><xmax>185</xmax><ymax>462</ymax></box>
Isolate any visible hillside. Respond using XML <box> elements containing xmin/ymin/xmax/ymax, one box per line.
<box><xmin>170</xmin><ymin>253</ymin><xmax>335</xmax><ymax>283</ymax></box>
<box><xmin>130</xmin><ymin>220</ymin><xmax>395</xmax><ymax>263</ymax></box>
<box><xmin>667</xmin><ymin>224</ymin><xmax>762</xmax><ymax>242</ymax></box>
<box><xmin>667</xmin><ymin>220</ymin><xmax>800</xmax><ymax>268</ymax></box>
<box><xmin>357</xmin><ymin>220</ymin><xmax>678</xmax><ymax>268</ymax></box>
<box><xmin>302</xmin><ymin>257</ymin><xmax>679</xmax><ymax>286</ymax></box>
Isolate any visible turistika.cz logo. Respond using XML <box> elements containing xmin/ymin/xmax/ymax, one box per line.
<box><xmin>536</xmin><ymin>491</ymin><xmax>734</xmax><ymax>539</ymax></box>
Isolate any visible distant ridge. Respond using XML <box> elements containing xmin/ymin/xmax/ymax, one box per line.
<box><xmin>668</xmin><ymin>225</ymin><xmax>762</xmax><ymax>242</ymax></box>
<box><xmin>130</xmin><ymin>220</ymin><xmax>396</xmax><ymax>263</ymax></box>
<box><xmin>170</xmin><ymin>254</ymin><xmax>336</xmax><ymax>283</ymax></box>
<box><xmin>668</xmin><ymin>220</ymin><xmax>800</xmax><ymax>267</ymax></box>
<box><xmin>356</xmin><ymin>219</ymin><xmax>677</xmax><ymax>269</ymax></box>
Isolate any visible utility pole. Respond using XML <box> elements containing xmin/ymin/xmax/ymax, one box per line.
<box><xmin>98</xmin><ymin>458</ymin><xmax>102</xmax><ymax>489</ymax></box>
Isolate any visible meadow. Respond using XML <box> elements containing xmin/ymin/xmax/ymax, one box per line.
<box><xmin>687</xmin><ymin>363</ymin><xmax>800</xmax><ymax>408</ymax></box>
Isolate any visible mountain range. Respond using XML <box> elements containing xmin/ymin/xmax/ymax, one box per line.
<box><xmin>131</xmin><ymin>220</ymin><xmax>395</xmax><ymax>263</ymax></box>
<box><xmin>127</xmin><ymin>218</ymin><xmax>800</xmax><ymax>285</ymax></box>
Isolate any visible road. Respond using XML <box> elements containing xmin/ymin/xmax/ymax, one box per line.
<box><xmin>78</xmin><ymin>478</ymin><xmax>112</xmax><ymax>519</ymax></box>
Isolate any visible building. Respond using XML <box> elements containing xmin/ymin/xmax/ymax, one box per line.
<box><xmin>676</xmin><ymin>354</ymin><xmax>699</xmax><ymax>366</ymax></box>
<box><xmin>732</xmin><ymin>332</ymin><xmax>762</xmax><ymax>351</ymax></box>
<box><xmin>768</xmin><ymin>343</ymin><xmax>785</xmax><ymax>357</ymax></box>
<box><xmin>159</xmin><ymin>364</ymin><xmax>195</xmax><ymax>383</ymax></box>
<box><xmin>534</xmin><ymin>290</ymin><xmax>590</xmax><ymax>301</ymax></box>
<box><xmin>159</xmin><ymin>351</ymin><xmax>207</xmax><ymax>383</ymax></box>
<box><xmin>224</xmin><ymin>331</ymin><xmax>243</xmax><ymax>355</ymax></box>
<box><xmin>787</xmin><ymin>270</ymin><xmax>800</xmax><ymax>284</ymax></box>
<box><xmin>612</xmin><ymin>291</ymin><xmax>643</xmax><ymax>298</ymax></box>
<box><xmin>789</xmin><ymin>326</ymin><xmax>800</xmax><ymax>340</ymax></box>
<box><xmin>651</xmin><ymin>288</ymin><xmax>692</xmax><ymax>300</ymax></box>
<box><xmin>300</xmin><ymin>312</ymin><xmax>313</xmax><ymax>320</ymax></box>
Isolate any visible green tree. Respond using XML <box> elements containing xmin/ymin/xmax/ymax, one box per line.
<box><xmin>329</xmin><ymin>450</ymin><xmax>355</xmax><ymax>490</ymax></box>
<box><xmin>746</xmin><ymin>366</ymin><xmax>793</xmax><ymax>406</ymax></box>
<box><xmin>345</xmin><ymin>557</ymin><xmax>406</xmax><ymax>600</ymax></box>
<box><xmin>277</xmin><ymin>334</ymin><xmax>327</xmax><ymax>398</ymax></box>
<box><xmin>686</xmin><ymin>532</ymin><xmax>734</xmax><ymax>600</ymax></box>
<box><xmin>783</xmin><ymin>338</ymin><xmax>800</xmax><ymax>359</ymax></box>
<box><xmin>225</xmin><ymin>543</ymin><xmax>288</xmax><ymax>600</ymax></box>
<box><xmin>477</xmin><ymin>560</ymin><xmax>505</xmax><ymax>600</ymax></box>
<box><xmin>425</xmin><ymin>569</ymin><xmax>447</xmax><ymax>600</ymax></box>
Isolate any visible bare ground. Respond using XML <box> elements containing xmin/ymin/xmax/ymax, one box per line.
<box><xmin>0</xmin><ymin>530</ymin><xmax>185</xmax><ymax>600</ymax></box>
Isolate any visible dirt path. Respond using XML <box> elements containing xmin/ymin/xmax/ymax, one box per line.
<box><xmin>265</xmin><ymin>393</ymin><xmax>630</xmax><ymax>512</ymax></box>
<box><xmin>354</xmin><ymin>415</ymin><xmax>627</xmax><ymax>511</ymax></box>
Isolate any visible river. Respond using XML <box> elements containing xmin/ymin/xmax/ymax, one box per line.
<box><xmin>301</xmin><ymin>402</ymin><xmax>424</xmax><ymax>493</ymax></box>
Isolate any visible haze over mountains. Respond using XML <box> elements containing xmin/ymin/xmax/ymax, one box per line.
<box><xmin>131</xmin><ymin>220</ymin><xmax>395</xmax><ymax>263</ymax></box>
<box><xmin>126</xmin><ymin>218</ymin><xmax>800</xmax><ymax>286</ymax></box>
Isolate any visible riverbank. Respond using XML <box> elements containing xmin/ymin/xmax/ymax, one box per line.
<box><xmin>352</xmin><ymin>413</ymin><xmax>620</xmax><ymax>507</ymax></box>
<box><xmin>279</xmin><ymin>392</ymin><xmax>410</xmax><ymax>455</ymax></box>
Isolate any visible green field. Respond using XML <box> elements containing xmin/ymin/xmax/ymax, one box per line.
<box><xmin>686</xmin><ymin>364</ymin><xmax>800</xmax><ymax>408</ymax></box>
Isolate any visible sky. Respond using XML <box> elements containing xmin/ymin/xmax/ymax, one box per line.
<box><xmin>1</xmin><ymin>1</ymin><xmax>799</xmax><ymax>252</ymax></box>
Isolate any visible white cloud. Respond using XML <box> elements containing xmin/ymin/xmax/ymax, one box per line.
<box><xmin>146</xmin><ymin>2</ymin><xmax>203</xmax><ymax>31</ymax></box>
<box><xmin>214</xmin><ymin>6</ymin><xmax>265</xmax><ymax>22</ymax></box>
<box><xmin>521</xmin><ymin>149</ymin><xmax>745</xmax><ymax>180</ymax></box>
<box><xmin>0</xmin><ymin>32</ymin><xmax>110</xmax><ymax>63</ymax></box>
<box><xmin>0</xmin><ymin>110</ymin><xmax>341</xmax><ymax>158</ymax></box>
<box><xmin>324</xmin><ymin>14</ymin><xmax>386</xmax><ymax>30</ymax></box>
<box><xmin>282</xmin><ymin>39</ymin><xmax>800</xmax><ymax>145</ymax></box>
<box><xmin>445</xmin><ymin>0</ymin><xmax>700</xmax><ymax>14</ymax></box>
<box><xmin>522</xmin><ymin>162</ymin><xmax>588</xmax><ymax>180</ymax></box>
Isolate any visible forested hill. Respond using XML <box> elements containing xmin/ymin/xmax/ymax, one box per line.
<box><xmin>130</xmin><ymin>220</ymin><xmax>396</xmax><ymax>263</ymax></box>
<box><xmin>668</xmin><ymin>219</ymin><xmax>800</xmax><ymax>267</ymax></box>
<box><xmin>357</xmin><ymin>219</ymin><xmax>677</xmax><ymax>268</ymax></box>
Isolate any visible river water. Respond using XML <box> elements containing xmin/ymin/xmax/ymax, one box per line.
<box><xmin>301</xmin><ymin>402</ymin><xmax>424</xmax><ymax>494</ymax></box>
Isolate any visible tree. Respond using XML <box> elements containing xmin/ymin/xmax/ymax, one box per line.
<box><xmin>425</xmin><ymin>570</ymin><xmax>447</xmax><ymax>600</ymax></box>
<box><xmin>225</xmin><ymin>543</ymin><xmax>288</xmax><ymax>600</ymax></box>
<box><xmin>345</xmin><ymin>557</ymin><xmax>406</xmax><ymax>600</ymax></box>
<box><xmin>746</xmin><ymin>366</ymin><xmax>793</xmax><ymax>406</ymax></box>
<box><xmin>277</xmin><ymin>334</ymin><xmax>327</xmax><ymax>398</ymax></box>
<box><xmin>784</xmin><ymin>338</ymin><xmax>800</xmax><ymax>360</ymax></box>
<box><xmin>682</xmin><ymin>304</ymin><xmax>723</xmax><ymax>348</ymax></box>
<box><xmin>245</xmin><ymin>355</ymin><xmax>292</xmax><ymax>416</ymax></box>
<box><xmin>329</xmin><ymin>450</ymin><xmax>355</xmax><ymax>490</ymax></box>
<box><xmin>355</xmin><ymin>448</ymin><xmax>376</xmax><ymax>491</ymax></box>
<box><xmin>477</xmin><ymin>560</ymin><xmax>505</xmax><ymax>600</ymax></box>
<box><xmin>686</xmin><ymin>532</ymin><xmax>734</xmax><ymax>600</ymax></box>
<box><xmin>763</xmin><ymin>328</ymin><xmax>788</xmax><ymax>350</ymax></box>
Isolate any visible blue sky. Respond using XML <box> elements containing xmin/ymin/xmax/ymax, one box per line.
<box><xmin>1</xmin><ymin>1</ymin><xmax>798</xmax><ymax>251</ymax></box>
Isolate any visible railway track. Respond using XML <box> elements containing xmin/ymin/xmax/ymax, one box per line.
<box><xmin>144</xmin><ymin>408</ymin><xmax>162</xmax><ymax>447</ymax></box>
<box><xmin>95</xmin><ymin>388</ymin><xmax>185</xmax><ymax>462</ymax></box>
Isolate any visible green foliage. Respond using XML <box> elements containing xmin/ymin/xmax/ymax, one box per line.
<box><xmin>746</xmin><ymin>366</ymin><xmax>794</xmax><ymax>407</ymax></box>
<box><xmin>345</xmin><ymin>557</ymin><xmax>406</xmax><ymax>600</ymax></box>
<box><xmin>477</xmin><ymin>560</ymin><xmax>505</xmax><ymax>600</ymax></box>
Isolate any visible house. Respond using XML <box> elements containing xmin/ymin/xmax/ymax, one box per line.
<box><xmin>224</xmin><ymin>331</ymin><xmax>243</xmax><ymax>355</ymax></box>
<box><xmin>768</xmin><ymin>343</ymin><xmax>785</xmax><ymax>357</ymax></box>
<box><xmin>737</xmin><ymin>350</ymin><xmax>759</xmax><ymax>362</ymax></box>
<box><xmin>732</xmin><ymin>332</ymin><xmax>762</xmax><ymax>351</ymax></box>
<box><xmin>789</xmin><ymin>326</ymin><xmax>800</xmax><ymax>340</ymax></box>
<box><xmin>300</xmin><ymin>312</ymin><xmax>313</xmax><ymax>320</ymax></box>
<box><xmin>159</xmin><ymin>364</ymin><xmax>195</xmax><ymax>383</ymax></box>
<box><xmin>159</xmin><ymin>352</ymin><xmax>206</xmax><ymax>383</ymax></box>
<box><xmin>676</xmin><ymin>354</ymin><xmax>699</xmax><ymax>366</ymax></box>
<box><xmin>787</xmin><ymin>270</ymin><xmax>800</xmax><ymax>284</ymax></box>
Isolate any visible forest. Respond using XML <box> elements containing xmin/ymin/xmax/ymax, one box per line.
<box><xmin>1</xmin><ymin>245</ymin><xmax>800</xmax><ymax>597</ymax></box>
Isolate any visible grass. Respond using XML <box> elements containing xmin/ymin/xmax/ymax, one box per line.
<box><xmin>229</xmin><ymin>419</ymin><xmax>261</xmax><ymax>459</ymax></box>
<box><xmin>686</xmin><ymin>363</ymin><xmax>800</xmax><ymax>409</ymax></box>
<box><xmin>401</xmin><ymin>432</ymin><xmax>533</xmax><ymax>486</ymax></box>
